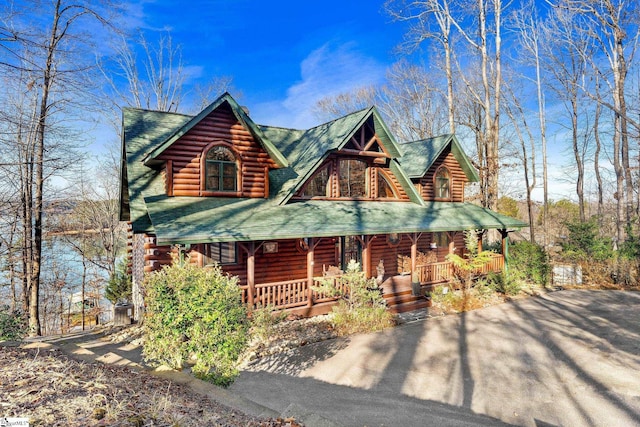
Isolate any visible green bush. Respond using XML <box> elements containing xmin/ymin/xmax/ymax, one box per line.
<box><xmin>105</xmin><ymin>259</ymin><xmax>132</xmax><ymax>304</ymax></box>
<box><xmin>315</xmin><ymin>260</ymin><xmax>394</xmax><ymax>336</ymax></box>
<box><xmin>487</xmin><ymin>272</ymin><xmax>522</xmax><ymax>296</ymax></box>
<box><xmin>0</xmin><ymin>308</ymin><xmax>27</xmax><ymax>341</ymax></box>
<box><xmin>250</xmin><ymin>305</ymin><xmax>288</xmax><ymax>341</ymax></box>
<box><xmin>561</xmin><ymin>218</ymin><xmax>613</xmax><ymax>262</ymax></box>
<box><xmin>143</xmin><ymin>259</ymin><xmax>249</xmax><ymax>387</ymax></box>
<box><xmin>509</xmin><ymin>240</ymin><xmax>550</xmax><ymax>286</ymax></box>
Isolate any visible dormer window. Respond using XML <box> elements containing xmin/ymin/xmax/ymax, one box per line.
<box><xmin>205</xmin><ymin>145</ymin><xmax>237</xmax><ymax>192</ymax></box>
<box><xmin>435</xmin><ymin>167</ymin><xmax>451</xmax><ymax>199</ymax></box>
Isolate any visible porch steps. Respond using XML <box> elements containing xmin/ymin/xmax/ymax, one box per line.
<box><xmin>383</xmin><ymin>288</ymin><xmax>432</xmax><ymax>314</ymax></box>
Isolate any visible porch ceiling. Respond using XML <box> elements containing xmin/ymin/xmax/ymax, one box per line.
<box><xmin>143</xmin><ymin>195</ymin><xmax>528</xmax><ymax>245</ymax></box>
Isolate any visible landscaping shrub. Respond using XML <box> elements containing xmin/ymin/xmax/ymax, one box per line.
<box><xmin>487</xmin><ymin>271</ymin><xmax>522</xmax><ymax>296</ymax></box>
<box><xmin>249</xmin><ymin>304</ymin><xmax>289</xmax><ymax>341</ymax></box>
<box><xmin>315</xmin><ymin>260</ymin><xmax>394</xmax><ymax>336</ymax></box>
<box><xmin>509</xmin><ymin>240</ymin><xmax>550</xmax><ymax>286</ymax></box>
<box><xmin>0</xmin><ymin>308</ymin><xmax>27</xmax><ymax>341</ymax></box>
<box><xmin>105</xmin><ymin>259</ymin><xmax>132</xmax><ymax>304</ymax></box>
<box><xmin>143</xmin><ymin>259</ymin><xmax>249</xmax><ymax>387</ymax></box>
<box><xmin>561</xmin><ymin>218</ymin><xmax>613</xmax><ymax>262</ymax></box>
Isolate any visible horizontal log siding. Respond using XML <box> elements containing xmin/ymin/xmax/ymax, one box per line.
<box><xmin>142</xmin><ymin>234</ymin><xmax>174</xmax><ymax>273</ymax></box>
<box><xmin>370</xmin><ymin>232</ymin><xmax>465</xmax><ymax>275</ymax></box>
<box><xmin>252</xmin><ymin>239</ymin><xmax>337</xmax><ymax>284</ymax></box>
<box><xmin>420</xmin><ymin>151</ymin><xmax>467</xmax><ymax>202</ymax></box>
<box><xmin>191</xmin><ymin>238</ymin><xmax>338</xmax><ymax>286</ymax></box>
<box><xmin>157</xmin><ymin>103</ymin><xmax>277</xmax><ymax>197</ymax></box>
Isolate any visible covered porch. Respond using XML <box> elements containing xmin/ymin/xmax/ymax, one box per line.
<box><xmin>237</xmin><ymin>233</ymin><xmax>507</xmax><ymax>316</ymax></box>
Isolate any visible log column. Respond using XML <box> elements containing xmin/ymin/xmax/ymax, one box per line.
<box><xmin>246</xmin><ymin>242</ymin><xmax>256</xmax><ymax>309</ymax></box>
<box><xmin>306</xmin><ymin>238</ymin><xmax>315</xmax><ymax>308</ymax></box>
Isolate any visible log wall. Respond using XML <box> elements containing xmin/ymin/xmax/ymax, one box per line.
<box><xmin>157</xmin><ymin>102</ymin><xmax>278</xmax><ymax>198</ymax></box>
<box><xmin>420</xmin><ymin>151</ymin><xmax>468</xmax><ymax>202</ymax></box>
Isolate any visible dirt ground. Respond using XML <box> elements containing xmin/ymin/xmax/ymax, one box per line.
<box><xmin>0</xmin><ymin>342</ymin><xmax>300</xmax><ymax>427</ymax></box>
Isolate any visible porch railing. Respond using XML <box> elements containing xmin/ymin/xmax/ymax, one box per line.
<box><xmin>241</xmin><ymin>253</ymin><xmax>504</xmax><ymax>310</ymax></box>
<box><xmin>416</xmin><ymin>253</ymin><xmax>504</xmax><ymax>285</ymax></box>
<box><xmin>240</xmin><ymin>275</ymin><xmax>349</xmax><ymax>311</ymax></box>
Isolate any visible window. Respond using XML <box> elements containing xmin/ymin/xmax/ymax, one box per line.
<box><xmin>377</xmin><ymin>171</ymin><xmax>398</xmax><ymax>199</ymax></box>
<box><xmin>435</xmin><ymin>167</ymin><xmax>450</xmax><ymax>199</ymax></box>
<box><xmin>205</xmin><ymin>146</ymin><xmax>237</xmax><ymax>192</ymax></box>
<box><xmin>433</xmin><ymin>232</ymin><xmax>450</xmax><ymax>248</ymax></box>
<box><xmin>203</xmin><ymin>242</ymin><xmax>237</xmax><ymax>266</ymax></box>
<box><xmin>300</xmin><ymin>165</ymin><xmax>331</xmax><ymax>197</ymax></box>
<box><xmin>339</xmin><ymin>159</ymin><xmax>367</xmax><ymax>198</ymax></box>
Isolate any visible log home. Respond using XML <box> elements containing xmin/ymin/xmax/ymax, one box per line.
<box><xmin>120</xmin><ymin>92</ymin><xmax>526</xmax><ymax>319</ymax></box>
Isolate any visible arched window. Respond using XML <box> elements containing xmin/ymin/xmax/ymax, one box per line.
<box><xmin>339</xmin><ymin>159</ymin><xmax>367</xmax><ymax>198</ymax></box>
<box><xmin>377</xmin><ymin>170</ymin><xmax>398</xmax><ymax>199</ymax></box>
<box><xmin>300</xmin><ymin>164</ymin><xmax>331</xmax><ymax>198</ymax></box>
<box><xmin>435</xmin><ymin>167</ymin><xmax>450</xmax><ymax>199</ymax></box>
<box><xmin>205</xmin><ymin>145</ymin><xmax>237</xmax><ymax>192</ymax></box>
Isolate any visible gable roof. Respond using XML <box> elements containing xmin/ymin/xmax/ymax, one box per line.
<box><xmin>263</xmin><ymin>106</ymin><xmax>423</xmax><ymax>205</ymax></box>
<box><xmin>120</xmin><ymin>108</ymin><xmax>192</xmax><ymax>232</ymax></box>
<box><xmin>142</xmin><ymin>92</ymin><xmax>288</xmax><ymax>168</ymax></box>
<box><xmin>399</xmin><ymin>134</ymin><xmax>479</xmax><ymax>182</ymax></box>
<box><xmin>120</xmin><ymin>93</ymin><xmax>528</xmax><ymax>239</ymax></box>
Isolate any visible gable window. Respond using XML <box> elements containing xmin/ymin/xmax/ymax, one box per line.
<box><xmin>435</xmin><ymin>167</ymin><xmax>451</xmax><ymax>199</ymax></box>
<box><xmin>339</xmin><ymin>159</ymin><xmax>367</xmax><ymax>198</ymax></box>
<box><xmin>205</xmin><ymin>146</ymin><xmax>237</xmax><ymax>192</ymax></box>
<box><xmin>300</xmin><ymin>164</ymin><xmax>331</xmax><ymax>198</ymax></box>
<box><xmin>203</xmin><ymin>242</ymin><xmax>237</xmax><ymax>266</ymax></box>
<box><xmin>377</xmin><ymin>170</ymin><xmax>398</xmax><ymax>199</ymax></box>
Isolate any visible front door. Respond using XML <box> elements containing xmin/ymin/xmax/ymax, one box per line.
<box><xmin>341</xmin><ymin>236</ymin><xmax>362</xmax><ymax>270</ymax></box>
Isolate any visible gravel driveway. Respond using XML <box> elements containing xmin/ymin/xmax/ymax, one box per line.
<box><xmin>231</xmin><ymin>290</ymin><xmax>640</xmax><ymax>427</ymax></box>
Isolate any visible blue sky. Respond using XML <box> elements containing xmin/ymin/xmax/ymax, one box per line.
<box><xmin>128</xmin><ymin>0</ymin><xmax>409</xmax><ymax>129</ymax></box>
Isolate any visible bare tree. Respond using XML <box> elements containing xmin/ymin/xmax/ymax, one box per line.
<box><xmin>510</xmin><ymin>1</ymin><xmax>550</xmax><ymax>243</ymax></box>
<box><xmin>386</xmin><ymin>0</ymin><xmax>457</xmax><ymax>134</ymax></box>
<box><xmin>557</xmin><ymin>0</ymin><xmax>638</xmax><ymax>244</ymax></box>
<box><xmin>100</xmin><ymin>31</ymin><xmax>185</xmax><ymax>113</ymax></box>
<box><xmin>0</xmin><ymin>0</ymin><xmax>114</xmax><ymax>336</ymax></box>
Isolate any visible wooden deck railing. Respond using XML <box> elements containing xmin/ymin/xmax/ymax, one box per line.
<box><xmin>240</xmin><ymin>276</ymin><xmax>349</xmax><ymax>311</ymax></box>
<box><xmin>416</xmin><ymin>253</ymin><xmax>504</xmax><ymax>285</ymax></box>
<box><xmin>241</xmin><ymin>253</ymin><xmax>505</xmax><ymax>310</ymax></box>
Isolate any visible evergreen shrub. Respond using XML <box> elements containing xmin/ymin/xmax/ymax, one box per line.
<box><xmin>142</xmin><ymin>259</ymin><xmax>249</xmax><ymax>387</ymax></box>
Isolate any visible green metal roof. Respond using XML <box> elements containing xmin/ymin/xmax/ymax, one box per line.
<box><xmin>143</xmin><ymin>195</ymin><xmax>528</xmax><ymax>245</ymax></box>
<box><xmin>119</xmin><ymin>93</ymin><xmax>527</xmax><ymax>242</ymax></box>
<box><xmin>120</xmin><ymin>108</ymin><xmax>192</xmax><ymax>232</ymax></box>
<box><xmin>399</xmin><ymin>134</ymin><xmax>479</xmax><ymax>182</ymax></box>
<box><xmin>142</xmin><ymin>93</ymin><xmax>288</xmax><ymax>168</ymax></box>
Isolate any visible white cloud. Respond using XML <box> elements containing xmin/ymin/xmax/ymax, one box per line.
<box><xmin>251</xmin><ymin>41</ymin><xmax>387</xmax><ymax>129</ymax></box>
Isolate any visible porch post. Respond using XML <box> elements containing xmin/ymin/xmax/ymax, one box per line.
<box><xmin>360</xmin><ymin>235</ymin><xmax>373</xmax><ymax>278</ymax></box>
<box><xmin>247</xmin><ymin>241</ymin><xmax>255</xmax><ymax>309</ymax></box>
<box><xmin>499</xmin><ymin>229</ymin><xmax>509</xmax><ymax>273</ymax></box>
<box><xmin>477</xmin><ymin>231</ymin><xmax>483</xmax><ymax>252</ymax></box>
<box><xmin>410</xmin><ymin>233</ymin><xmax>418</xmax><ymax>278</ymax></box>
<box><xmin>307</xmin><ymin>238</ymin><xmax>315</xmax><ymax>308</ymax></box>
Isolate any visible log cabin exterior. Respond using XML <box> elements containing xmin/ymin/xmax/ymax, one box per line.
<box><xmin>120</xmin><ymin>93</ymin><xmax>526</xmax><ymax>320</ymax></box>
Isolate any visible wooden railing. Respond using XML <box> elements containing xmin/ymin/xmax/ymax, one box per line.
<box><xmin>241</xmin><ymin>253</ymin><xmax>504</xmax><ymax>310</ymax></box>
<box><xmin>416</xmin><ymin>253</ymin><xmax>504</xmax><ymax>285</ymax></box>
<box><xmin>241</xmin><ymin>276</ymin><xmax>348</xmax><ymax>310</ymax></box>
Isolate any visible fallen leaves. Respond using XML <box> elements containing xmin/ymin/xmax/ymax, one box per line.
<box><xmin>1</xmin><ymin>345</ymin><xmax>301</xmax><ymax>426</ymax></box>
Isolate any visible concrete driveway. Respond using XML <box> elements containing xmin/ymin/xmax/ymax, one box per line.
<box><xmin>230</xmin><ymin>290</ymin><xmax>640</xmax><ymax>426</ymax></box>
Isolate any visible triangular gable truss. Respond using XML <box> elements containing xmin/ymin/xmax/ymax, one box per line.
<box><xmin>283</xmin><ymin>107</ymin><xmax>424</xmax><ymax>206</ymax></box>
<box><xmin>142</xmin><ymin>92</ymin><xmax>288</xmax><ymax>168</ymax></box>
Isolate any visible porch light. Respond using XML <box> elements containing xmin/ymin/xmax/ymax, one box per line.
<box><xmin>430</xmin><ymin>242</ymin><xmax>437</xmax><ymax>249</ymax></box>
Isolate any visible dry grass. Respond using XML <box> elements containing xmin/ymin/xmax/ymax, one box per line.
<box><xmin>0</xmin><ymin>344</ymin><xmax>299</xmax><ymax>427</ymax></box>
